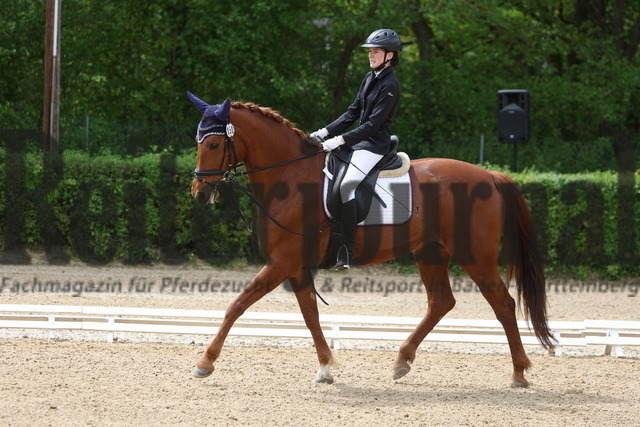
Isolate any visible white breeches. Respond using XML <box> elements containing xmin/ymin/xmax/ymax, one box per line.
<box><xmin>340</xmin><ymin>149</ymin><xmax>384</xmax><ymax>203</ymax></box>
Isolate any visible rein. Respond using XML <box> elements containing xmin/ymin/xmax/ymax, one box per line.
<box><xmin>194</xmin><ymin>122</ymin><xmax>324</xmax><ymax>181</ymax></box>
<box><xmin>224</xmin><ymin>179</ymin><xmax>335</xmax><ymax>237</ymax></box>
<box><xmin>194</xmin><ymin>125</ymin><xmax>332</xmax><ymax>237</ymax></box>
<box><xmin>196</xmin><ymin>150</ymin><xmax>324</xmax><ymax>181</ymax></box>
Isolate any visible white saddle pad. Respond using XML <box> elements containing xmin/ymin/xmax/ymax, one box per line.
<box><xmin>322</xmin><ymin>152</ymin><xmax>413</xmax><ymax>226</ymax></box>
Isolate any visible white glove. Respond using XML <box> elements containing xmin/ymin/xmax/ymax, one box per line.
<box><xmin>309</xmin><ymin>127</ymin><xmax>329</xmax><ymax>143</ymax></box>
<box><xmin>322</xmin><ymin>135</ymin><xmax>345</xmax><ymax>152</ymax></box>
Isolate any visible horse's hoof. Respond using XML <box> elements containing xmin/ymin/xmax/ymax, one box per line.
<box><xmin>314</xmin><ymin>375</ymin><xmax>334</xmax><ymax>384</ymax></box>
<box><xmin>193</xmin><ymin>366</ymin><xmax>214</xmax><ymax>378</ymax></box>
<box><xmin>511</xmin><ymin>380</ymin><xmax>529</xmax><ymax>388</ymax></box>
<box><xmin>393</xmin><ymin>366</ymin><xmax>411</xmax><ymax>380</ymax></box>
<box><xmin>511</xmin><ymin>373</ymin><xmax>529</xmax><ymax>388</ymax></box>
<box><xmin>393</xmin><ymin>359</ymin><xmax>412</xmax><ymax>380</ymax></box>
<box><xmin>314</xmin><ymin>365</ymin><xmax>334</xmax><ymax>384</ymax></box>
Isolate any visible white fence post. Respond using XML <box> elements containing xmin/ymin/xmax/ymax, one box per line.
<box><xmin>47</xmin><ymin>313</ymin><xmax>56</xmax><ymax>340</ymax></box>
<box><xmin>604</xmin><ymin>329</ymin><xmax>624</xmax><ymax>357</ymax></box>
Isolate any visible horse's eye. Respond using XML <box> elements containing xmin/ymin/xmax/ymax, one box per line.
<box><xmin>209</xmin><ymin>143</ymin><xmax>219</xmax><ymax>150</ymax></box>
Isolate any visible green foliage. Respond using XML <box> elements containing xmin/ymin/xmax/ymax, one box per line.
<box><xmin>1</xmin><ymin>0</ymin><xmax>640</xmax><ymax>276</ymax></box>
<box><xmin>1</xmin><ymin>151</ymin><xmax>639</xmax><ymax>278</ymax></box>
<box><xmin>513</xmin><ymin>170</ymin><xmax>640</xmax><ymax>278</ymax></box>
<box><xmin>0</xmin><ymin>150</ymin><xmax>259</xmax><ymax>264</ymax></box>
<box><xmin>2</xmin><ymin>1</ymin><xmax>638</xmax><ymax>162</ymax></box>
<box><xmin>394</xmin><ymin>0</ymin><xmax>640</xmax><ymax>160</ymax></box>
<box><xmin>0</xmin><ymin>1</ymin><xmax>44</xmax><ymax>129</ymax></box>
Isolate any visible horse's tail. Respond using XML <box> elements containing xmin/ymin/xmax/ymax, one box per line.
<box><xmin>492</xmin><ymin>171</ymin><xmax>556</xmax><ymax>350</ymax></box>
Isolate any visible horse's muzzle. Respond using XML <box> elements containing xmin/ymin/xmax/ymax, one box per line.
<box><xmin>191</xmin><ymin>179</ymin><xmax>218</xmax><ymax>205</ymax></box>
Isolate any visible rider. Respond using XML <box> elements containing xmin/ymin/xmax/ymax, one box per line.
<box><xmin>310</xmin><ymin>29</ymin><xmax>402</xmax><ymax>270</ymax></box>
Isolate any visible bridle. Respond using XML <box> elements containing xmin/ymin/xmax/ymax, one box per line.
<box><xmin>192</xmin><ymin>121</ymin><xmax>330</xmax><ymax>236</ymax></box>
<box><xmin>193</xmin><ymin>122</ymin><xmax>241</xmax><ymax>183</ymax></box>
<box><xmin>194</xmin><ymin>122</ymin><xmax>324</xmax><ymax>184</ymax></box>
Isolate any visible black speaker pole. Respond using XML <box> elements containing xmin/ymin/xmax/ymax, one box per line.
<box><xmin>512</xmin><ymin>141</ymin><xmax>518</xmax><ymax>172</ymax></box>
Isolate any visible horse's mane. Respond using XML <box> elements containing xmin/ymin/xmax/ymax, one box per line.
<box><xmin>231</xmin><ymin>102</ymin><xmax>307</xmax><ymax>139</ymax></box>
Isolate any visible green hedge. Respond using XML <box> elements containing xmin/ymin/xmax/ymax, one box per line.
<box><xmin>1</xmin><ymin>150</ymin><xmax>638</xmax><ymax>277</ymax></box>
<box><xmin>514</xmin><ymin>170</ymin><xmax>639</xmax><ymax>278</ymax></box>
<box><xmin>0</xmin><ymin>150</ymin><xmax>257</xmax><ymax>265</ymax></box>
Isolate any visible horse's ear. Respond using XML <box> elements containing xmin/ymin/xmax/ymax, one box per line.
<box><xmin>186</xmin><ymin>91</ymin><xmax>210</xmax><ymax>113</ymax></box>
<box><xmin>214</xmin><ymin>97</ymin><xmax>232</xmax><ymax>122</ymax></box>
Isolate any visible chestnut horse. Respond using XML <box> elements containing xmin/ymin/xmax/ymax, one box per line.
<box><xmin>187</xmin><ymin>93</ymin><xmax>554</xmax><ymax>387</ymax></box>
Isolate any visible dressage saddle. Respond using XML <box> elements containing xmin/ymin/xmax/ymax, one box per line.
<box><xmin>325</xmin><ymin>135</ymin><xmax>402</xmax><ymax>223</ymax></box>
<box><xmin>318</xmin><ymin>136</ymin><xmax>403</xmax><ymax>269</ymax></box>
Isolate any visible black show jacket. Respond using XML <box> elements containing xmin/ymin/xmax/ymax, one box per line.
<box><xmin>325</xmin><ymin>66</ymin><xmax>400</xmax><ymax>156</ymax></box>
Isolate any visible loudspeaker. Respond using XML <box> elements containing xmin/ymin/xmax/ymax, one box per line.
<box><xmin>497</xmin><ymin>90</ymin><xmax>529</xmax><ymax>143</ymax></box>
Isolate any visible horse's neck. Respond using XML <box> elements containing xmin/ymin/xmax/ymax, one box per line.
<box><xmin>236</xmin><ymin>111</ymin><xmax>321</xmax><ymax>184</ymax></box>
<box><xmin>244</xmin><ymin>142</ymin><xmax>323</xmax><ymax>185</ymax></box>
<box><xmin>243</xmin><ymin>137</ymin><xmax>300</xmax><ymax>174</ymax></box>
<box><xmin>233</xmin><ymin>110</ymin><xmax>326</xmax><ymax>224</ymax></box>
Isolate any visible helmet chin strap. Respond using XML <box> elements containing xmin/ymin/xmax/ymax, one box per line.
<box><xmin>374</xmin><ymin>51</ymin><xmax>393</xmax><ymax>72</ymax></box>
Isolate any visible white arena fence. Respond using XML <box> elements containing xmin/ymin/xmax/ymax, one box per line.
<box><xmin>1</xmin><ymin>304</ymin><xmax>639</xmax><ymax>357</ymax></box>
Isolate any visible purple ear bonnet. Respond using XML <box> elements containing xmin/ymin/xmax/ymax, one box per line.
<box><xmin>186</xmin><ymin>91</ymin><xmax>232</xmax><ymax>143</ymax></box>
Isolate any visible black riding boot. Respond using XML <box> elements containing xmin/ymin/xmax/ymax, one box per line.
<box><xmin>336</xmin><ymin>199</ymin><xmax>358</xmax><ymax>270</ymax></box>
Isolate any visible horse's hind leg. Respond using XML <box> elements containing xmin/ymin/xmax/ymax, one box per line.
<box><xmin>194</xmin><ymin>264</ymin><xmax>286</xmax><ymax>378</ymax></box>
<box><xmin>462</xmin><ymin>264</ymin><xmax>532</xmax><ymax>387</ymax></box>
<box><xmin>289</xmin><ymin>269</ymin><xmax>335</xmax><ymax>384</ymax></box>
<box><xmin>393</xmin><ymin>244</ymin><xmax>455</xmax><ymax>379</ymax></box>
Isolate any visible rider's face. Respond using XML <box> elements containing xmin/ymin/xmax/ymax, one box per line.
<box><xmin>368</xmin><ymin>48</ymin><xmax>388</xmax><ymax>69</ymax></box>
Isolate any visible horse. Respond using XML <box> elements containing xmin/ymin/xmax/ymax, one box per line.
<box><xmin>187</xmin><ymin>92</ymin><xmax>555</xmax><ymax>388</ymax></box>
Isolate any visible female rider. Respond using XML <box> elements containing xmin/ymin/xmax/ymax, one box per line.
<box><xmin>310</xmin><ymin>29</ymin><xmax>402</xmax><ymax>270</ymax></box>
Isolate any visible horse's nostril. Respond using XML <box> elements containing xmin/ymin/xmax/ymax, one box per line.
<box><xmin>195</xmin><ymin>191</ymin><xmax>208</xmax><ymax>204</ymax></box>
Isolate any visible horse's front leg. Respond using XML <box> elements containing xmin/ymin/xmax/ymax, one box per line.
<box><xmin>193</xmin><ymin>264</ymin><xmax>286</xmax><ymax>378</ymax></box>
<box><xmin>289</xmin><ymin>269</ymin><xmax>335</xmax><ymax>384</ymax></box>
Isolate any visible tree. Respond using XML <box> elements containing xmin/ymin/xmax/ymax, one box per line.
<box><xmin>0</xmin><ymin>1</ymin><xmax>44</xmax><ymax>130</ymax></box>
<box><xmin>0</xmin><ymin>0</ymin><xmax>638</xmax><ymax>166</ymax></box>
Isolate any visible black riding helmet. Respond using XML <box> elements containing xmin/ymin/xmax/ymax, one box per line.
<box><xmin>361</xmin><ymin>29</ymin><xmax>402</xmax><ymax>53</ymax></box>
